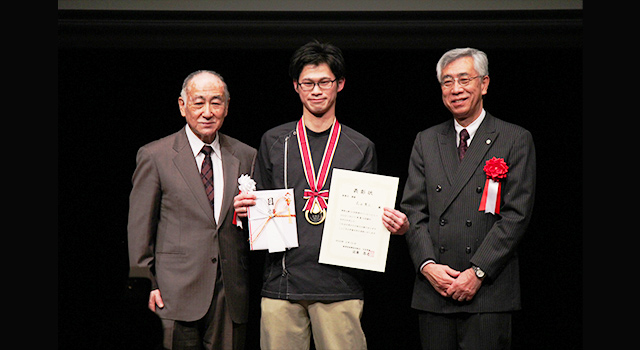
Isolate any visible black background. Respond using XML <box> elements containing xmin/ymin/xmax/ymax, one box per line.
<box><xmin>59</xmin><ymin>10</ymin><xmax>582</xmax><ymax>349</ymax></box>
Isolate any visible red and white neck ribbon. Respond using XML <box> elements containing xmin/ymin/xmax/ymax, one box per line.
<box><xmin>296</xmin><ymin>117</ymin><xmax>341</xmax><ymax>212</ymax></box>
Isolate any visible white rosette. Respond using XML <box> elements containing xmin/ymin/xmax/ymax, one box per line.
<box><xmin>234</xmin><ymin>174</ymin><xmax>257</xmax><ymax>228</ymax></box>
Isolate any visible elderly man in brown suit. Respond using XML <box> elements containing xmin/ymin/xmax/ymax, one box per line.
<box><xmin>128</xmin><ymin>70</ymin><xmax>256</xmax><ymax>350</ymax></box>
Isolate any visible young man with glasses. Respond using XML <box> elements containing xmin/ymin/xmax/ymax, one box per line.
<box><xmin>234</xmin><ymin>41</ymin><xmax>408</xmax><ymax>349</ymax></box>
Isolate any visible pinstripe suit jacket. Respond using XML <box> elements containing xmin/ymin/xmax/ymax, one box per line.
<box><xmin>401</xmin><ymin>113</ymin><xmax>535</xmax><ymax>313</ymax></box>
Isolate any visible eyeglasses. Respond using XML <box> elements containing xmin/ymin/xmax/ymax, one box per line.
<box><xmin>440</xmin><ymin>75</ymin><xmax>483</xmax><ymax>89</ymax></box>
<box><xmin>297</xmin><ymin>79</ymin><xmax>337</xmax><ymax>91</ymax></box>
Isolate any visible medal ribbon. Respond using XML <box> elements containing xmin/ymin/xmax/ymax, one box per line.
<box><xmin>296</xmin><ymin>117</ymin><xmax>341</xmax><ymax>212</ymax></box>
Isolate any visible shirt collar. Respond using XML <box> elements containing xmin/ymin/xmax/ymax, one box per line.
<box><xmin>184</xmin><ymin>125</ymin><xmax>220</xmax><ymax>158</ymax></box>
<box><xmin>454</xmin><ymin>108</ymin><xmax>486</xmax><ymax>143</ymax></box>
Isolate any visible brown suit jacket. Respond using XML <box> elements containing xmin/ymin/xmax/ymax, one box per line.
<box><xmin>128</xmin><ymin>127</ymin><xmax>256</xmax><ymax>323</ymax></box>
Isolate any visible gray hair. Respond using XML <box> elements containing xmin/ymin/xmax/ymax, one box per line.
<box><xmin>436</xmin><ymin>48</ymin><xmax>489</xmax><ymax>83</ymax></box>
<box><xmin>180</xmin><ymin>70</ymin><xmax>230</xmax><ymax>101</ymax></box>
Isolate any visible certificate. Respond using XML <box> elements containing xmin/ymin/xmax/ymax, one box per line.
<box><xmin>318</xmin><ymin>169</ymin><xmax>399</xmax><ymax>272</ymax></box>
<box><xmin>248</xmin><ymin>189</ymin><xmax>298</xmax><ymax>253</ymax></box>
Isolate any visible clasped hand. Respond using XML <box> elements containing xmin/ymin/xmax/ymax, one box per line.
<box><xmin>421</xmin><ymin>263</ymin><xmax>483</xmax><ymax>302</ymax></box>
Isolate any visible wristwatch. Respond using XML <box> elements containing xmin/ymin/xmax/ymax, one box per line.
<box><xmin>472</xmin><ymin>265</ymin><xmax>485</xmax><ymax>279</ymax></box>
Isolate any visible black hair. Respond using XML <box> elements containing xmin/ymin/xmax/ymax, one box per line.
<box><xmin>288</xmin><ymin>40</ymin><xmax>346</xmax><ymax>81</ymax></box>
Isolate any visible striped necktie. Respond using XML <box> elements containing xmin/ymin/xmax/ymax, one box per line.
<box><xmin>200</xmin><ymin>146</ymin><xmax>215</xmax><ymax>208</ymax></box>
<box><xmin>458</xmin><ymin>128</ymin><xmax>470</xmax><ymax>161</ymax></box>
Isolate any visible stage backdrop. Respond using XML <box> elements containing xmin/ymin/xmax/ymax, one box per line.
<box><xmin>59</xmin><ymin>10</ymin><xmax>582</xmax><ymax>349</ymax></box>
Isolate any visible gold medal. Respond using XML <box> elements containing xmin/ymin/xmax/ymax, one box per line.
<box><xmin>304</xmin><ymin>199</ymin><xmax>326</xmax><ymax>225</ymax></box>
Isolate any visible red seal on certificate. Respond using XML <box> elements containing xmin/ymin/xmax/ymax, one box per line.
<box><xmin>478</xmin><ymin>157</ymin><xmax>508</xmax><ymax>215</ymax></box>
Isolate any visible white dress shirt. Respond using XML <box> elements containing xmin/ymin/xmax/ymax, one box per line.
<box><xmin>185</xmin><ymin>125</ymin><xmax>224</xmax><ymax>224</ymax></box>
<box><xmin>454</xmin><ymin>108</ymin><xmax>486</xmax><ymax>147</ymax></box>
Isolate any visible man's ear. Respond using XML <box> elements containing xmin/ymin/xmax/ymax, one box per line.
<box><xmin>178</xmin><ymin>96</ymin><xmax>186</xmax><ymax>117</ymax></box>
<box><xmin>336</xmin><ymin>78</ymin><xmax>346</xmax><ymax>93</ymax></box>
<box><xmin>481</xmin><ymin>75</ymin><xmax>490</xmax><ymax>96</ymax></box>
<box><xmin>223</xmin><ymin>98</ymin><xmax>230</xmax><ymax>117</ymax></box>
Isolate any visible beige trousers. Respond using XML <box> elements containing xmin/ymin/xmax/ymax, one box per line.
<box><xmin>260</xmin><ymin>297</ymin><xmax>367</xmax><ymax>350</ymax></box>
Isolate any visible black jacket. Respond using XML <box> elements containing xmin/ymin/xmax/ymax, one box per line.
<box><xmin>254</xmin><ymin>120</ymin><xmax>377</xmax><ymax>301</ymax></box>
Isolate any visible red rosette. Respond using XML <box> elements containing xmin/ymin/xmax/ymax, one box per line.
<box><xmin>483</xmin><ymin>157</ymin><xmax>509</xmax><ymax>181</ymax></box>
<box><xmin>479</xmin><ymin>157</ymin><xmax>508</xmax><ymax>215</ymax></box>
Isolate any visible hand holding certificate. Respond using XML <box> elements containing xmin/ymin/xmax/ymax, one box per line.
<box><xmin>318</xmin><ymin>169</ymin><xmax>399</xmax><ymax>272</ymax></box>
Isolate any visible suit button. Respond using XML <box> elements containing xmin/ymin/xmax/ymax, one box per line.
<box><xmin>435</xmin><ymin>185</ymin><xmax>442</xmax><ymax>192</ymax></box>
<box><xmin>211</xmin><ymin>257</ymin><xmax>218</xmax><ymax>263</ymax></box>
<box><xmin>466</xmin><ymin>246</ymin><xmax>471</xmax><ymax>254</ymax></box>
<box><xmin>439</xmin><ymin>246</ymin><xmax>445</xmax><ymax>253</ymax></box>
<box><xmin>466</xmin><ymin>220</ymin><xmax>472</xmax><ymax>227</ymax></box>
<box><xmin>440</xmin><ymin>219</ymin><xmax>447</xmax><ymax>226</ymax></box>
<box><xmin>476</xmin><ymin>186</ymin><xmax>483</xmax><ymax>193</ymax></box>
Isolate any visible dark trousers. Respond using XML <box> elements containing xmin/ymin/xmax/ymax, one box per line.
<box><xmin>418</xmin><ymin>312</ymin><xmax>512</xmax><ymax>350</ymax></box>
<box><xmin>161</xmin><ymin>266</ymin><xmax>246</xmax><ymax>350</ymax></box>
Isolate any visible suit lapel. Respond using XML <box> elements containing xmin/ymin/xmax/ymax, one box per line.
<box><xmin>172</xmin><ymin>129</ymin><xmax>217</xmax><ymax>226</ymax></box>
<box><xmin>437</xmin><ymin>122</ymin><xmax>459</xmax><ymax>185</ymax></box>
<box><xmin>218</xmin><ymin>134</ymin><xmax>240</xmax><ymax>229</ymax></box>
<box><xmin>442</xmin><ymin>114</ymin><xmax>498</xmax><ymax>212</ymax></box>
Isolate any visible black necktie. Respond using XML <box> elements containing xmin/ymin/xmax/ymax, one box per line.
<box><xmin>200</xmin><ymin>146</ymin><xmax>214</xmax><ymax>208</ymax></box>
<box><xmin>458</xmin><ymin>129</ymin><xmax>469</xmax><ymax>161</ymax></box>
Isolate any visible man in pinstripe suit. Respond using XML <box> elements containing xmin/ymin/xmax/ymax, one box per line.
<box><xmin>401</xmin><ymin>48</ymin><xmax>536</xmax><ymax>349</ymax></box>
